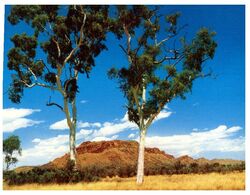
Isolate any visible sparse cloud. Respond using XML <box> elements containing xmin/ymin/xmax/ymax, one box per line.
<box><xmin>145</xmin><ymin>125</ymin><xmax>245</xmax><ymax>157</ymax></box>
<box><xmin>92</xmin><ymin>135</ymin><xmax>119</xmax><ymax>142</ymax></box>
<box><xmin>3</xmin><ymin>108</ymin><xmax>42</xmax><ymax>132</ymax></box>
<box><xmin>92</xmin><ymin>117</ymin><xmax>137</xmax><ymax>137</ymax></box>
<box><xmin>93</xmin><ymin>108</ymin><xmax>172</xmax><ymax>138</ymax></box>
<box><xmin>32</xmin><ymin>138</ymin><xmax>41</xmax><ymax>143</ymax></box>
<box><xmin>76</xmin><ymin>129</ymin><xmax>93</xmax><ymax>140</ymax></box>
<box><xmin>154</xmin><ymin>108</ymin><xmax>172</xmax><ymax>122</ymax></box>
<box><xmin>78</xmin><ymin>122</ymin><xmax>101</xmax><ymax>128</ymax></box>
<box><xmin>128</xmin><ymin>133</ymin><xmax>136</xmax><ymax>138</ymax></box>
<box><xmin>192</xmin><ymin>128</ymin><xmax>199</xmax><ymax>132</ymax></box>
<box><xmin>20</xmin><ymin>135</ymin><xmax>69</xmax><ymax>166</ymax></box>
<box><xmin>80</xmin><ymin>100</ymin><xmax>87</xmax><ymax>104</ymax></box>
<box><xmin>20</xmin><ymin>130</ymin><xmax>94</xmax><ymax>166</ymax></box>
<box><xmin>49</xmin><ymin>119</ymin><xmax>101</xmax><ymax>130</ymax></box>
<box><xmin>49</xmin><ymin>119</ymin><xmax>68</xmax><ymax>130</ymax></box>
<box><xmin>192</xmin><ymin>102</ymin><xmax>200</xmax><ymax>107</ymax></box>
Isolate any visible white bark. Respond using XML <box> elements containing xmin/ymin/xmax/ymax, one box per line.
<box><xmin>136</xmin><ymin>128</ymin><xmax>146</xmax><ymax>184</ymax></box>
<box><xmin>70</xmin><ymin>97</ymin><xmax>77</xmax><ymax>165</ymax></box>
<box><xmin>136</xmin><ymin>76</ymin><xmax>147</xmax><ymax>184</ymax></box>
<box><xmin>69</xmin><ymin>126</ymin><xmax>76</xmax><ymax>163</ymax></box>
<box><xmin>64</xmin><ymin>96</ymin><xmax>77</xmax><ymax>167</ymax></box>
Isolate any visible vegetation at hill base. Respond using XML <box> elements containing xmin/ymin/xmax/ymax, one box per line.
<box><xmin>3</xmin><ymin>159</ymin><xmax>245</xmax><ymax>186</ymax></box>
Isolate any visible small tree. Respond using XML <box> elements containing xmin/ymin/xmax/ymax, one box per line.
<box><xmin>109</xmin><ymin>6</ymin><xmax>217</xmax><ymax>184</ymax></box>
<box><xmin>3</xmin><ymin>135</ymin><xmax>22</xmax><ymax>170</ymax></box>
<box><xmin>7</xmin><ymin>5</ymin><xmax>110</xmax><ymax>167</ymax></box>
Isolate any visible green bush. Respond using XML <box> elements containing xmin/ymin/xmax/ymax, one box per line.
<box><xmin>4</xmin><ymin>167</ymin><xmax>100</xmax><ymax>185</ymax></box>
<box><xmin>4</xmin><ymin>161</ymin><xmax>245</xmax><ymax>185</ymax></box>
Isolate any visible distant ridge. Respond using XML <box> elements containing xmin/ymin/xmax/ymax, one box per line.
<box><xmin>39</xmin><ymin>140</ymin><xmax>243</xmax><ymax>170</ymax></box>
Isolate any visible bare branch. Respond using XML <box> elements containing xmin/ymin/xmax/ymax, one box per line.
<box><xmin>62</xmin><ymin>11</ymin><xmax>87</xmax><ymax>67</ymax></box>
<box><xmin>153</xmin><ymin>56</ymin><xmax>178</xmax><ymax>64</ymax></box>
<box><xmin>36</xmin><ymin>83</ymin><xmax>59</xmax><ymax>90</ymax></box>
<box><xmin>145</xmin><ymin>102</ymin><xmax>164</xmax><ymax>128</ymax></box>
<box><xmin>123</xmin><ymin>24</ymin><xmax>132</xmax><ymax>63</ymax></box>
<box><xmin>37</xmin><ymin>21</ymin><xmax>51</xmax><ymax>36</ymax></box>
<box><xmin>65</xmin><ymin>34</ymin><xmax>71</xmax><ymax>44</ymax></box>
<box><xmin>46</xmin><ymin>102</ymin><xmax>64</xmax><ymax>111</ymax></box>
<box><xmin>196</xmin><ymin>71</ymin><xmax>213</xmax><ymax>79</ymax></box>
<box><xmin>171</xmin><ymin>54</ymin><xmax>185</xmax><ymax>67</ymax></box>
<box><xmin>156</xmin><ymin>36</ymin><xmax>173</xmax><ymax>47</ymax></box>
<box><xmin>156</xmin><ymin>24</ymin><xmax>188</xmax><ymax>47</ymax></box>
<box><xmin>135</xmin><ymin>43</ymin><xmax>143</xmax><ymax>57</ymax></box>
<box><xmin>26</xmin><ymin>67</ymin><xmax>37</xmax><ymax>80</ymax></box>
<box><xmin>20</xmin><ymin>80</ymin><xmax>59</xmax><ymax>91</ymax></box>
<box><xmin>48</xmin><ymin>22</ymin><xmax>53</xmax><ymax>31</ymax></box>
<box><xmin>52</xmin><ymin>38</ymin><xmax>61</xmax><ymax>58</ymax></box>
<box><xmin>20</xmin><ymin>80</ymin><xmax>36</xmax><ymax>88</ymax></box>
<box><xmin>119</xmin><ymin>44</ymin><xmax>128</xmax><ymax>55</ymax></box>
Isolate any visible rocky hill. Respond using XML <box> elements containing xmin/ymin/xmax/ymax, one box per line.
<box><xmin>42</xmin><ymin>140</ymin><xmax>243</xmax><ymax>171</ymax></box>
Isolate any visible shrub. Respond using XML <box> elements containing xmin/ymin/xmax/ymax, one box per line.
<box><xmin>4</xmin><ymin>167</ymin><xmax>100</xmax><ymax>185</ymax></box>
<box><xmin>4</xmin><ymin>161</ymin><xmax>245</xmax><ymax>185</ymax></box>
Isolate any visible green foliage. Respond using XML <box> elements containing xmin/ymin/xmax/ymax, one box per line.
<box><xmin>108</xmin><ymin>6</ymin><xmax>217</xmax><ymax>130</ymax></box>
<box><xmin>7</xmin><ymin>5</ymin><xmax>110</xmax><ymax>104</ymax></box>
<box><xmin>3</xmin><ymin>167</ymin><xmax>100</xmax><ymax>185</ymax></box>
<box><xmin>144</xmin><ymin>162</ymin><xmax>245</xmax><ymax>176</ymax></box>
<box><xmin>3</xmin><ymin>162</ymin><xmax>244</xmax><ymax>185</ymax></box>
<box><xmin>3</xmin><ymin>135</ymin><xmax>22</xmax><ymax>170</ymax></box>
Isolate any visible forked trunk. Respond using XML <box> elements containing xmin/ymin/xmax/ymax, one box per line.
<box><xmin>136</xmin><ymin>128</ymin><xmax>146</xmax><ymax>184</ymax></box>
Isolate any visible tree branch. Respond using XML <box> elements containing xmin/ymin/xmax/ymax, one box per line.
<box><xmin>46</xmin><ymin>102</ymin><xmax>64</xmax><ymax>111</ymax></box>
<box><xmin>171</xmin><ymin>54</ymin><xmax>185</xmax><ymax>67</ymax></box>
<box><xmin>27</xmin><ymin>67</ymin><xmax>37</xmax><ymax>80</ymax></box>
<box><xmin>62</xmin><ymin>11</ymin><xmax>86</xmax><ymax>67</ymax></box>
<box><xmin>145</xmin><ymin>102</ymin><xmax>164</xmax><ymax>128</ymax></box>
<box><xmin>20</xmin><ymin>80</ymin><xmax>59</xmax><ymax>91</ymax></box>
<box><xmin>46</xmin><ymin>96</ymin><xmax>63</xmax><ymax>112</ymax></box>
<box><xmin>20</xmin><ymin>80</ymin><xmax>36</xmax><ymax>88</ymax></box>
<box><xmin>123</xmin><ymin>24</ymin><xmax>132</xmax><ymax>63</ymax></box>
<box><xmin>52</xmin><ymin>38</ymin><xmax>61</xmax><ymax>58</ymax></box>
<box><xmin>153</xmin><ymin>56</ymin><xmax>178</xmax><ymax>64</ymax></box>
<box><xmin>131</xmin><ymin>87</ymin><xmax>142</xmax><ymax>117</ymax></box>
<box><xmin>119</xmin><ymin>44</ymin><xmax>128</xmax><ymax>55</ymax></box>
<box><xmin>156</xmin><ymin>36</ymin><xmax>173</xmax><ymax>47</ymax></box>
<box><xmin>156</xmin><ymin>24</ymin><xmax>188</xmax><ymax>47</ymax></box>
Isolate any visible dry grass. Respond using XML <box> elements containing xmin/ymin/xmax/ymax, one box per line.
<box><xmin>3</xmin><ymin>171</ymin><xmax>245</xmax><ymax>190</ymax></box>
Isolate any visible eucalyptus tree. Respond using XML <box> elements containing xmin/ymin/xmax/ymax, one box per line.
<box><xmin>109</xmin><ymin>6</ymin><xmax>217</xmax><ymax>184</ymax></box>
<box><xmin>7</xmin><ymin>5</ymin><xmax>110</xmax><ymax>167</ymax></box>
<box><xmin>3</xmin><ymin>135</ymin><xmax>22</xmax><ymax>170</ymax></box>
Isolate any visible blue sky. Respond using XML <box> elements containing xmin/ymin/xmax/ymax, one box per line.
<box><xmin>3</xmin><ymin>5</ymin><xmax>245</xmax><ymax>167</ymax></box>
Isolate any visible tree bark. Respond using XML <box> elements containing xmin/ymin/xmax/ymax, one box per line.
<box><xmin>63</xmin><ymin>96</ymin><xmax>77</xmax><ymax>167</ymax></box>
<box><xmin>136</xmin><ymin>128</ymin><xmax>146</xmax><ymax>184</ymax></box>
<box><xmin>69</xmin><ymin>124</ymin><xmax>76</xmax><ymax>164</ymax></box>
<box><xmin>70</xmin><ymin>97</ymin><xmax>77</xmax><ymax>166</ymax></box>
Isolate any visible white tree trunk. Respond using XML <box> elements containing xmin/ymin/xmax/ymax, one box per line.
<box><xmin>69</xmin><ymin>126</ymin><xmax>76</xmax><ymax>163</ymax></box>
<box><xmin>136</xmin><ymin>128</ymin><xmax>146</xmax><ymax>184</ymax></box>
<box><xmin>70</xmin><ymin>97</ymin><xmax>77</xmax><ymax>165</ymax></box>
<box><xmin>64</xmin><ymin>97</ymin><xmax>77</xmax><ymax>167</ymax></box>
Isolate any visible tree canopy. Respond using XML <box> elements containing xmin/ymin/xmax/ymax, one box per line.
<box><xmin>3</xmin><ymin>135</ymin><xmax>22</xmax><ymax>170</ymax></box>
<box><xmin>109</xmin><ymin>6</ymin><xmax>217</xmax><ymax>129</ymax></box>
<box><xmin>7</xmin><ymin>5</ymin><xmax>110</xmax><ymax>104</ymax></box>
